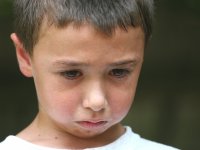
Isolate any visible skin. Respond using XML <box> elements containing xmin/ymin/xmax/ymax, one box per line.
<box><xmin>11</xmin><ymin>23</ymin><xmax>145</xmax><ymax>149</ymax></box>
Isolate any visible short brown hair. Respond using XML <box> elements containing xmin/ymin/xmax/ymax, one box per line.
<box><xmin>13</xmin><ymin>0</ymin><xmax>154</xmax><ymax>54</ymax></box>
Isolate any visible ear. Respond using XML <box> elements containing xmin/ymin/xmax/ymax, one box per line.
<box><xmin>10</xmin><ymin>33</ymin><xmax>33</xmax><ymax>77</ymax></box>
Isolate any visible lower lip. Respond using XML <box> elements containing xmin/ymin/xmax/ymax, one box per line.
<box><xmin>77</xmin><ymin>121</ymin><xmax>107</xmax><ymax>129</ymax></box>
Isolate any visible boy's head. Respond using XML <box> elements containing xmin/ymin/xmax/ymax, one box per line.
<box><xmin>11</xmin><ymin>0</ymin><xmax>154</xmax><ymax>148</ymax></box>
<box><xmin>13</xmin><ymin>0</ymin><xmax>154</xmax><ymax>55</ymax></box>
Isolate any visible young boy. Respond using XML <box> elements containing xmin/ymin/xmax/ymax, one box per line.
<box><xmin>1</xmin><ymin>0</ymin><xmax>179</xmax><ymax>149</ymax></box>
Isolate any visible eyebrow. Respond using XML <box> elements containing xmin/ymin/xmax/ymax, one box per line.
<box><xmin>52</xmin><ymin>59</ymin><xmax>137</xmax><ymax>67</ymax></box>
<box><xmin>53</xmin><ymin>60</ymin><xmax>88</xmax><ymax>67</ymax></box>
<box><xmin>109</xmin><ymin>60</ymin><xmax>137</xmax><ymax>67</ymax></box>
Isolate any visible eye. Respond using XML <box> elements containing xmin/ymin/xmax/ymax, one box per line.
<box><xmin>109</xmin><ymin>69</ymin><xmax>130</xmax><ymax>78</ymax></box>
<box><xmin>61</xmin><ymin>70</ymin><xmax>82</xmax><ymax>80</ymax></box>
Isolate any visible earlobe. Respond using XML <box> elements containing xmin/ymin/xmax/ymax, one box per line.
<box><xmin>10</xmin><ymin>33</ymin><xmax>33</xmax><ymax>77</ymax></box>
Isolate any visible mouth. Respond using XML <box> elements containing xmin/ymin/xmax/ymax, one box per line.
<box><xmin>76</xmin><ymin>120</ymin><xmax>108</xmax><ymax>129</ymax></box>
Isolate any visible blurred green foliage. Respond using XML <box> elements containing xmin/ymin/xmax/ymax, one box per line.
<box><xmin>0</xmin><ymin>0</ymin><xmax>12</xmax><ymax>16</ymax></box>
<box><xmin>164</xmin><ymin>0</ymin><xmax>200</xmax><ymax>12</ymax></box>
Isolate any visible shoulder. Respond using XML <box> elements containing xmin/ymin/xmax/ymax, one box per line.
<box><xmin>0</xmin><ymin>136</ymin><xmax>20</xmax><ymax>149</ymax></box>
<box><xmin>135</xmin><ymin>138</ymin><xmax>179</xmax><ymax>150</ymax></box>
<box><xmin>0</xmin><ymin>136</ymin><xmax>32</xmax><ymax>150</ymax></box>
<box><xmin>118</xmin><ymin>126</ymin><xmax>180</xmax><ymax>150</ymax></box>
<box><xmin>0</xmin><ymin>136</ymin><xmax>13</xmax><ymax>149</ymax></box>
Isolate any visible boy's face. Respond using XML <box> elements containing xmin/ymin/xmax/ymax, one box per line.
<box><xmin>12</xmin><ymin>24</ymin><xmax>144</xmax><ymax>141</ymax></box>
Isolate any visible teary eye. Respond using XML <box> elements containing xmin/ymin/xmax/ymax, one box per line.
<box><xmin>61</xmin><ymin>70</ymin><xmax>82</xmax><ymax>80</ymax></box>
<box><xmin>109</xmin><ymin>69</ymin><xmax>130</xmax><ymax>78</ymax></box>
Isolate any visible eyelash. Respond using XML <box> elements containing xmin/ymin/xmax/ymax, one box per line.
<box><xmin>60</xmin><ymin>70</ymin><xmax>83</xmax><ymax>80</ymax></box>
<box><xmin>60</xmin><ymin>68</ymin><xmax>131</xmax><ymax>80</ymax></box>
<box><xmin>109</xmin><ymin>69</ymin><xmax>131</xmax><ymax>78</ymax></box>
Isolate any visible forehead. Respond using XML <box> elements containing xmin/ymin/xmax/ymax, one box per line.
<box><xmin>33</xmin><ymin>23</ymin><xmax>145</xmax><ymax>67</ymax></box>
<box><xmin>36</xmin><ymin>22</ymin><xmax>145</xmax><ymax>50</ymax></box>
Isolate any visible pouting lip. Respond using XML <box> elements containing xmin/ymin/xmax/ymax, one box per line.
<box><xmin>76</xmin><ymin>120</ymin><xmax>108</xmax><ymax>128</ymax></box>
<box><xmin>78</xmin><ymin>120</ymin><xmax>107</xmax><ymax>123</ymax></box>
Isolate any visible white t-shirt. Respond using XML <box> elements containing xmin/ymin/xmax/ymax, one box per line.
<box><xmin>0</xmin><ymin>126</ymin><xmax>179</xmax><ymax>150</ymax></box>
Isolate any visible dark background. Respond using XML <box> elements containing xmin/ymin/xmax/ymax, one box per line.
<box><xmin>0</xmin><ymin>0</ymin><xmax>200</xmax><ymax>149</ymax></box>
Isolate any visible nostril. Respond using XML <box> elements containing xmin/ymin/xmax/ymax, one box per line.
<box><xmin>92</xmin><ymin>103</ymin><xmax>106</xmax><ymax>112</ymax></box>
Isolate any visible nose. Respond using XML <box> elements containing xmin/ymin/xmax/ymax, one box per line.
<box><xmin>82</xmin><ymin>80</ymin><xmax>107</xmax><ymax>112</ymax></box>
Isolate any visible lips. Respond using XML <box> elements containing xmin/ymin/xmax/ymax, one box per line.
<box><xmin>76</xmin><ymin>120</ymin><xmax>108</xmax><ymax>129</ymax></box>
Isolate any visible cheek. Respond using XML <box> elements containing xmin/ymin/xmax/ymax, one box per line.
<box><xmin>111</xmin><ymin>90</ymin><xmax>135</xmax><ymax>120</ymax></box>
<box><xmin>109</xmin><ymin>74</ymin><xmax>139</xmax><ymax>120</ymax></box>
<box><xmin>110</xmin><ymin>85</ymin><xmax>136</xmax><ymax>120</ymax></box>
<box><xmin>36</xmin><ymin>78</ymin><xmax>81</xmax><ymax>121</ymax></box>
<box><xmin>44</xmin><ymin>91</ymin><xmax>80</xmax><ymax>124</ymax></box>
